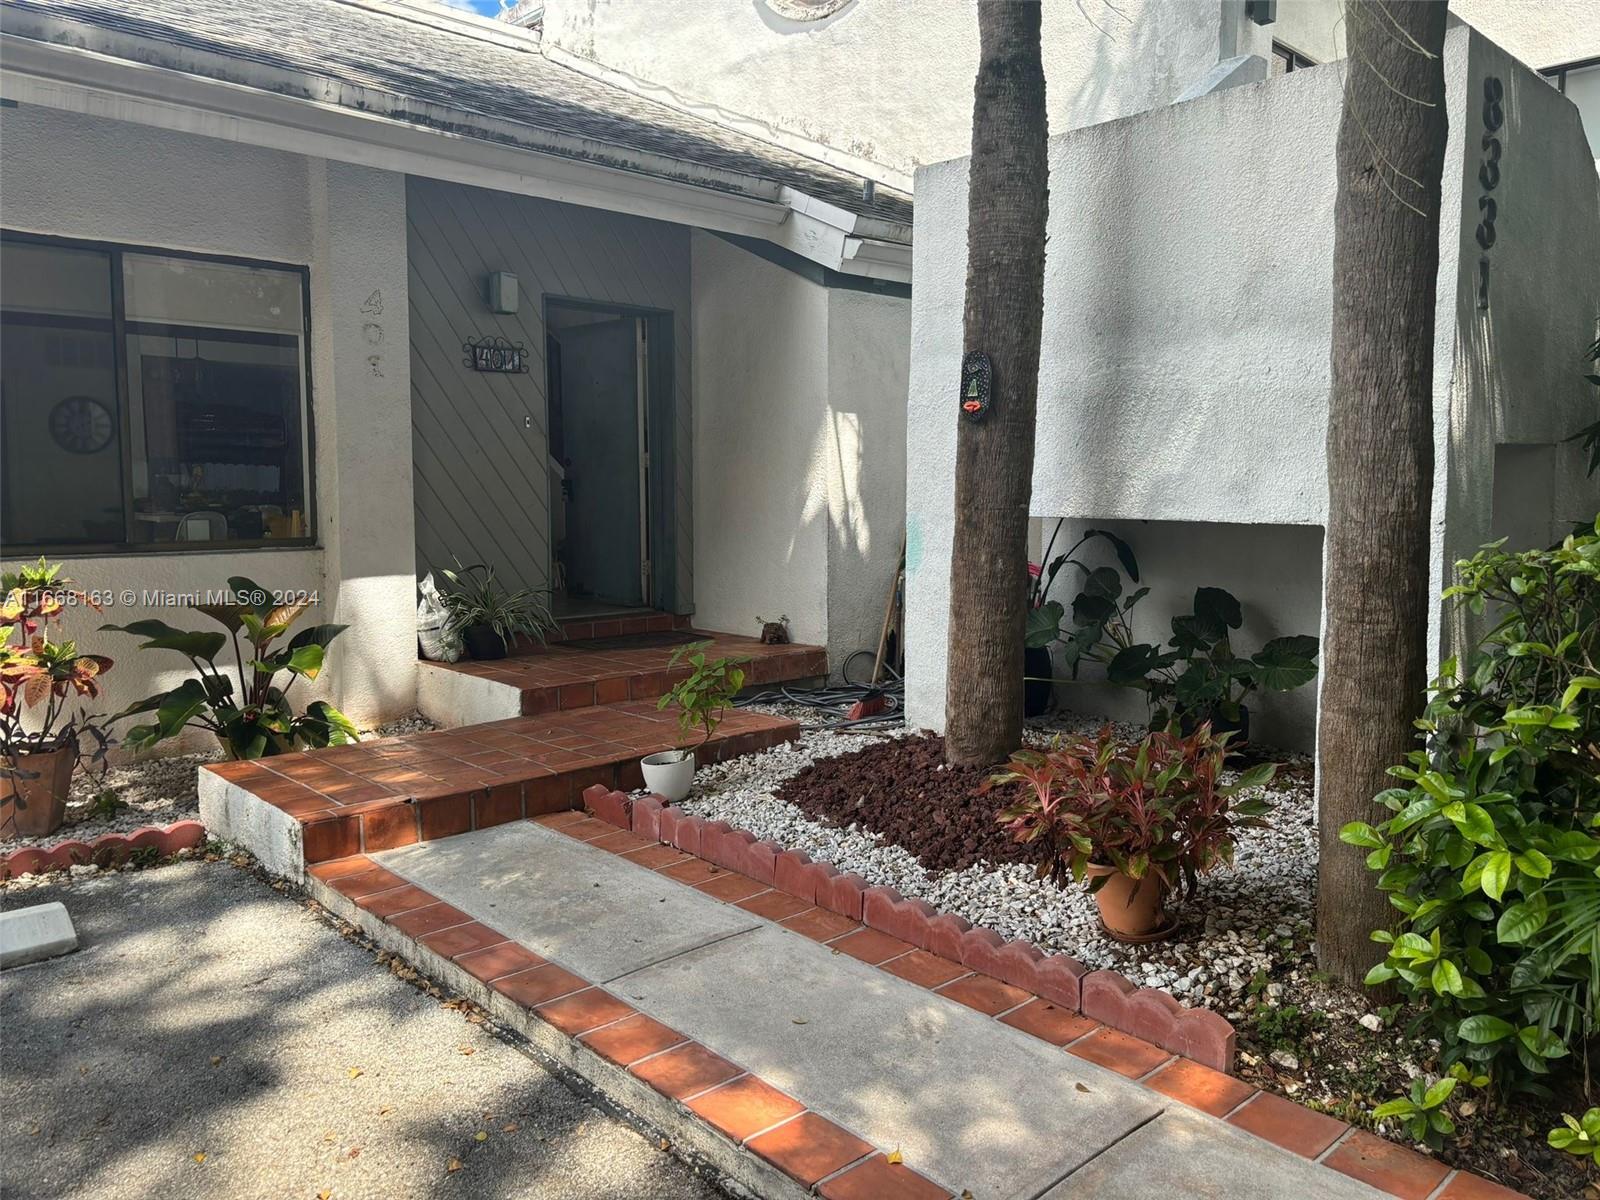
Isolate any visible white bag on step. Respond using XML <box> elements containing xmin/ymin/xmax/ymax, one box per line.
<box><xmin>416</xmin><ymin>572</ymin><xmax>462</xmax><ymax>662</ymax></box>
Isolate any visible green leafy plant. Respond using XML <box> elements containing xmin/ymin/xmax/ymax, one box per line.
<box><xmin>1549</xmin><ymin>1106</ymin><xmax>1600</xmax><ymax>1165</ymax></box>
<box><xmin>656</xmin><ymin>642</ymin><xmax>746</xmax><ymax>759</ymax></box>
<box><xmin>87</xmin><ymin>789</ymin><xmax>126</xmax><ymax>819</ymax></box>
<box><xmin>1565</xmin><ymin>334</ymin><xmax>1600</xmax><ymax>477</ymax></box>
<box><xmin>1104</xmin><ymin>586</ymin><xmax>1319</xmax><ymax>732</ymax></box>
<box><xmin>1341</xmin><ymin>519</ymin><xmax>1599</xmax><ymax>1107</ymax></box>
<box><xmin>1</xmin><ymin>559</ymin><xmax>115</xmax><ymax>777</ymax></box>
<box><xmin>1373</xmin><ymin>1071</ymin><xmax>1472</xmax><ymax>1149</ymax></box>
<box><xmin>103</xmin><ymin>577</ymin><xmax>356</xmax><ymax>760</ymax></box>
<box><xmin>988</xmin><ymin>724</ymin><xmax>1274</xmax><ymax>898</ymax></box>
<box><xmin>438</xmin><ymin>561</ymin><xmax>554</xmax><ymax>646</ymax></box>
<box><xmin>1026</xmin><ymin>524</ymin><xmax>1145</xmax><ymax>678</ymax></box>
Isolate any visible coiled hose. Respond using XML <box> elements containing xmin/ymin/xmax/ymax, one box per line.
<box><xmin>736</xmin><ymin>649</ymin><xmax>904</xmax><ymax>731</ymax></box>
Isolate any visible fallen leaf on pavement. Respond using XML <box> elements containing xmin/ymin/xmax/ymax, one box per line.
<box><xmin>192</xmin><ymin>1152</ymin><xmax>206</xmax><ymax>1164</ymax></box>
<box><xmin>347</xmin><ymin>1147</ymin><xmax>361</xmax><ymax>1160</ymax></box>
<box><xmin>1074</xmin><ymin>1083</ymin><xmax>1090</xmax><ymax>1093</ymax></box>
<box><xmin>474</xmin><ymin>1131</ymin><xmax>488</xmax><ymax>1143</ymax></box>
<box><xmin>318</xmin><ymin>1191</ymin><xmax>331</xmax><ymax>1199</ymax></box>
<box><xmin>209</xmin><ymin>1056</ymin><xmax>222</xmax><ymax>1067</ymax></box>
<box><xmin>446</xmin><ymin>1158</ymin><xmax>462</xmax><ymax>1173</ymax></box>
<box><xmin>458</xmin><ymin>1046</ymin><xmax>474</xmax><ymax>1056</ymax></box>
<box><xmin>378</xmin><ymin>1106</ymin><xmax>394</xmax><ymax>1117</ymax></box>
<box><xmin>502</xmin><ymin>1123</ymin><xmax>519</xmax><ymax>1134</ymax></box>
<box><xmin>347</xmin><ymin>1068</ymin><xmax>363</xmax><ymax>1079</ymax></box>
<box><xmin>887</xmin><ymin>1149</ymin><xmax>903</xmax><ymax>1165</ymax></box>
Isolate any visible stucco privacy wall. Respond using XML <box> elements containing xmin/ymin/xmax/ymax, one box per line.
<box><xmin>1435</xmin><ymin>28</ymin><xmax>1600</xmax><ymax>655</ymax></box>
<box><xmin>905</xmin><ymin>28</ymin><xmax>1600</xmax><ymax>736</ymax></box>
<box><xmin>0</xmin><ymin>105</ymin><xmax>418</xmax><ymax>736</ymax></box>
<box><xmin>407</xmin><ymin>177</ymin><xmax>694</xmax><ymax>612</ymax></box>
<box><xmin>540</xmin><ymin>0</ymin><xmax>1279</xmax><ymax>188</ymax></box>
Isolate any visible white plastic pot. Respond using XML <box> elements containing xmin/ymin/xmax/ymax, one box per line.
<box><xmin>640</xmin><ymin>750</ymin><xmax>695</xmax><ymax>802</ymax></box>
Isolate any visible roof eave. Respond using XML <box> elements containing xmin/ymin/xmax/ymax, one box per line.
<box><xmin>0</xmin><ymin>20</ymin><xmax>909</xmax><ymax>279</ymax></box>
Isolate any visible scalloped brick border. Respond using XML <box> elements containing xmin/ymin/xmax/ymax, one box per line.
<box><xmin>0</xmin><ymin>820</ymin><xmax>207</xmax><ymax>880</ymax></box>
<box><xmin>578</xmin><ymin>785</ymin><xmax>1233</xmax><ymax>1073</ymax></box>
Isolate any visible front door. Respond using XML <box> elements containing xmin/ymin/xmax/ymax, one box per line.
<box><xmin>550</xmin><ymin>311</ymin><xmax>646</xmax><ymax>607</ymax></box>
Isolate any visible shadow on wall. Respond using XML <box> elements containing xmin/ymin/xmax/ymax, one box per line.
<box><xmin>1036</xmin><ymin>518</ymin><xmax>1325</xmax><ymax>753</ymax></box>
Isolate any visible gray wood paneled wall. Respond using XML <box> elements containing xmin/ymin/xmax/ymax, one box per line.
<box><xmin>406</xmin><ymin>175</ymin><xmax>693</xmax><ymax>610</ymax></box>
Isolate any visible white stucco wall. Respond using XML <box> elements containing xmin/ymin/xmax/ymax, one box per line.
<box><xmin>0</xmin><ymin>107</ymin><xmax>419</xmax><ymax>744</ymax></box>
<box><xmin>823</xmin><ymin>286</ymin><xmax>910</xmax><ymax>674</ymax></box>
<box><xmin>690</xmin><ymin>231</ymin><xmax>831</xmax><ymax>647</ymax></box>
<box><xmin>541</xmin><ymin>0</ymin><xmax>1263</xmax><ymax>187</ymax></box>
<box><xmin>905</xmin><ymin>28</ymin><xmax>1600</xmax><ymax>737</ymax></box>
<box><xmin>690</xmin><ymin>232</ymin><xmax>909</xmax><ymax>672</ymax></box>
<box><xmin>1434</xmin><ymin>28</ymin><xmax>1600</xmax><ymax>654</ymax></box>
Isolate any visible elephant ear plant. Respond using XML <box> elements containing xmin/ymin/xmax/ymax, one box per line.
<box><xmin>1105</xmin><ymin>586</ymin><xmax>1320</xmax><ymax>735</ymax></box>
<box><xmin>104</xmin><ymin>577</ymin><xmax>357</xmax><ymax>759</ymax></box>
<box><xmin>1025</xmin><ymin>523</ymin><xmax>1146</xmax><ymax>678</ymax></box>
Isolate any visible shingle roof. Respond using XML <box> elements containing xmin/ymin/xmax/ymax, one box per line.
<box><xmin>0</xmin><ymin>0</ymin><xmax>913</xmax><ymax>230</ymax></box>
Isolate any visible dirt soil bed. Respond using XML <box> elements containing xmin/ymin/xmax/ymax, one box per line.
<box><xmin>774</xmin><ymin>734</ymin><xmax>1029</xmax><ymax>873</ymax></box>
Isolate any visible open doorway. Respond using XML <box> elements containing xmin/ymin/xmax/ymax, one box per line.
<box><xmin>545</xmin><ymin>299</ymin><xmax>669</xmax><ymax>617</ymax></box>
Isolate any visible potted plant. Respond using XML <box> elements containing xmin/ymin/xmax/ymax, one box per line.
<box><xmin>988</xmin><ymin>725</ymin><xmax>1274</xmax><ymax>940</ymax></box>
<box><xmin>1</xmin><ymin>560</ymin><xmax>115</xmax><ymax>837</ymax></box>
<box><xmin>1025</xmin><ymin>524</ymin><xmax>1144</xmax><ymax>717</ymax></box>
<box><xmin>642</xmin><ymin>642</ymin><xmax>747</xmax><ymax>802</ymax></box>
<box><xmin>439</xmin><ymin>561</ymin><xmax>554</xmax><ymax>660</ymax></box>
<box><xmin>1104</xmin><ymin>586</ymin><xmax>1319</xmax><ymax>741</ymax></box>
<box><xmin>103</xmin><ymin>576</ymin><xmax>357</xmax><ymax>759</ymax></box>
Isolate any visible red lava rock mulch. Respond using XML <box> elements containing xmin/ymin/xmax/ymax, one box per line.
<box><xmin>773</xmin><ymin>734</ymin><xmax>1029</xmax><ymax>873</ymax></box>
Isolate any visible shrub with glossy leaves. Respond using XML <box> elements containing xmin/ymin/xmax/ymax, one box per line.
<box><xmin>1342</xmin><ymin>518</ymin><xmax>1599</xmax><ymax>1101</ymax></box>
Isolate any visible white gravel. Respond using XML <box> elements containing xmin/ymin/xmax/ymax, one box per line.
<box><xmin>681</xmin><ymin>707</ymin><xmax>1318</xmax><ymax>1018</ymax></box>
<box><xmin>2</xmin><ymin>712</ymin><xmax>439</xmax><ymax>848</ymax></box>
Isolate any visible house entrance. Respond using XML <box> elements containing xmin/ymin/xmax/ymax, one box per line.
<box><xmin>545</xmin><ymin>299</ymin><xmax>655</xmax><ymax>613</ymax></box>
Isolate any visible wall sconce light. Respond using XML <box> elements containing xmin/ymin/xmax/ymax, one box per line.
<box><xmin>486</xmin><ymin>271</ymin><xmax>519</xmax><ymax>315</ymax></box>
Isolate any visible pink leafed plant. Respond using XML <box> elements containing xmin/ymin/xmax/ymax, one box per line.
<box><xmin>985</xmin><ymin>725</ymin><xmax>1275</xmax><ymax>899</ymax></box>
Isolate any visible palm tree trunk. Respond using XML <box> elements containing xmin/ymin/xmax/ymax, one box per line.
<box><xmin>944</xmin><ymin>0</ymin><xmax>1049</xmax><ymax>766</ymax></box>
<box><xmin>1317</xmin><ymin>0</ymin><xmax>1451</xmax><ymax>983</ymax></box>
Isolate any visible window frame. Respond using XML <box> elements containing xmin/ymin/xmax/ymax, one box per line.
<box><xmin>1270</xmin><ymin>41</ymin><xmax>1316</xmax><ymax>74</ymax></box>
<box><xmin>0</xmin><ymin>229</ymin><xmax>318</xmax><ymax>557</ymax></box>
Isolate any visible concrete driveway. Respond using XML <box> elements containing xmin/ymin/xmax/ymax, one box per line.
<box><xmin>1</xmin><ymin>861</ymin><xmax>723</xmax><ymax>1200</ymax></box>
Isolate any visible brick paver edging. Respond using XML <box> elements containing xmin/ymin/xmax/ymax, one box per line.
<box><xmin>577</xmin><ymin>787</ymin><xmax>1530</xmax><ymax>1200</ymax></box>
<box><xmin>307</xmin><ymin>854</ymin><xmax>949</xmax><ymax>1200</ymax></box>
<box><xmin>0</xmin><ymin>819</ymin><xmax>206</xmax><ymax>880</ymax></box>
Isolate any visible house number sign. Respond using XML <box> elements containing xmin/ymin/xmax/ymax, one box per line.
<box><xmin>1475</xmin><ymin>76</ymin><xmax>1504</xmax><ymax>311</ymax></box>
<box><xmin>463</xmin><ymin>335</ymin><xmax>530</xmax><ymax>374</ymax></box>
<box><xmin>960</xmin><ymin>350</ymin><xmax>992</xmax><ymax>421</ymax></box>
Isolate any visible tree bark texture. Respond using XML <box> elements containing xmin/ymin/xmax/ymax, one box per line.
<box><xmin>1317</xmin><ymin>0</ymin><xmax>1450</xmax><ymax>983</ymax></box>
<box><xmin>944</xmin><ymin>0</ymin><xmax>1049</xmax><ymax>766</ymax></box>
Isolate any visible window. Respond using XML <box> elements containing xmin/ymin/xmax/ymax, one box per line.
<box><xmin>1</xmin><ymin>233</ymin><xmax>313</xmax><ymax>551</ymax></box>
<box><xmin>1271</xmin><ymin>41</ymin><xmax>1316</xmax><ymax>75</ymax></box>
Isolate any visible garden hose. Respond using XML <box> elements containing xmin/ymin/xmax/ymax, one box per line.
<box><xmin>737</xmin><ymin>649</ymin><xmax>904</xmax><ymax>731</ymax></box>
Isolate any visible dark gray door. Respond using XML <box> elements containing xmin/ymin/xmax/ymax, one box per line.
<box><xmin>557</xmin><ymin>317</ymin><xmax>643</xmax><ymax>606</ymax></box>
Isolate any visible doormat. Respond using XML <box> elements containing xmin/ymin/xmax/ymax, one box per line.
<box><xmin>562</xmin><ymin>631</ymin><xmax>701</xmax><ymax>652</ymax></box>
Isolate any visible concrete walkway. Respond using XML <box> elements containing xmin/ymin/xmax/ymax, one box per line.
<box><xmin>364</xmin><ymin>821</ymin><xmax>1385</xmax><ymax>1200</ymax></box>
<box><xmin>0</xmin><ymin>862</ymin><xmax>721</xmax><ymax>1200</ymax></box>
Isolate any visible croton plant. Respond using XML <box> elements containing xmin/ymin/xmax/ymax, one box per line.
<box><xmin>988</xmin><ymin>725</ymin><xmax>1275</xmax><ymax>899</ymax></box>
<box><xmin>0</xmin><ymin>557</ymin><xmax>115</xmax><ymax>773</ymax></box>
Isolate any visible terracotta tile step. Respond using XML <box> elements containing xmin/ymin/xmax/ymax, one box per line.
<box><xmin>203</xmin><ymin>705</ymin><xmax>800</xmax><ymax>866</ymax></box>
<box><xmin>421</xmin><ymin>629</ymin><xmax>828</xmax><ymax>715</ymax></box>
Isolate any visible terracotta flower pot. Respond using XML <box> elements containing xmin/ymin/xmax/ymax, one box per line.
<box><xmin>0</xmin><ymin>745</ymin><xmax>76</xmax><ymax>838</ymax></box>
<box><xmin>1085</xmin><ymin>862</ymin><xmax>1175</xmax><ymax>942</ymax></box>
